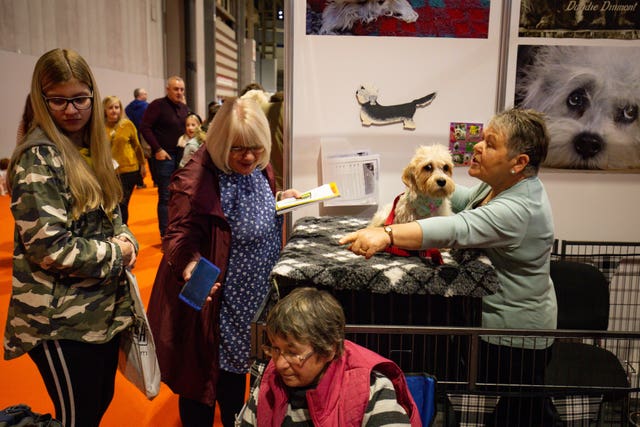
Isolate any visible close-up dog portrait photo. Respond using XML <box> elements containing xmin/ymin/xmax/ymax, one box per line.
<box><xmin>515</xmin><ymin>45</ymin><xmax>640</xmax><ymax>170</ymax></box>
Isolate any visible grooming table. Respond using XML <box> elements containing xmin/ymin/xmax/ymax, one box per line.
<box><xmin>262</xmin><ymin>216</ymin><xmax>500</xmax><ymax>372</ymax></box>
<box><xmin>269</xmin><ymin>216</ymin><xmax>499</xmax><ymax>327</ymax></box>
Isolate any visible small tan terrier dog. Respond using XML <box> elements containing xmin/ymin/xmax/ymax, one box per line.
<box><xmin>370</xmin><ymin>144</ymin><xmax>454</xmax><ymax>227</ymax></box>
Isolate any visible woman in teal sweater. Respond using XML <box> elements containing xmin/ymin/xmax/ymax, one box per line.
<box><xmin>341</xmin><ymin>108</ymin><xmax>557</xmax><ymax>426</ymax></box>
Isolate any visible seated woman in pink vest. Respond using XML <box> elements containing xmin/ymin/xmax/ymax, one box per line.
<box><xmin>236</xmin><ymin>287</ymin><xmax>422</xmax><ymax>426</ymax></box>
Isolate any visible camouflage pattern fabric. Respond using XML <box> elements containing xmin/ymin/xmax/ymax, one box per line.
<box><xmin>3</xmin><ymin>128</ymin><xmax>136</xmax><ymax>360</ymax></box>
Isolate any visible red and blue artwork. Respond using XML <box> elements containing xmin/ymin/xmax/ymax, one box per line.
<box><xmin>307</xmin><ymin>0</ymin><xmax>491</xmax><ymax>38</ymax></box>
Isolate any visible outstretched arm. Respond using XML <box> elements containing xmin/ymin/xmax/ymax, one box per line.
<box><xmin>338</xmin><ymin>221</ymin><xmax>423</xmax><ymax>259</ymax></box>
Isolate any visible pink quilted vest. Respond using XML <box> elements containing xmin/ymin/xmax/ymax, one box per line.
<box><xmin>257</xmin><ymin>340</ymin><xmax>422</xmax><ymax>426</ymax></box>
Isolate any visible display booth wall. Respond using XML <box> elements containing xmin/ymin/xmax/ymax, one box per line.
<box><xmin>287</xmin><ymin>0</ymin><xmax>640</xmax><ymax>242</ymax></box>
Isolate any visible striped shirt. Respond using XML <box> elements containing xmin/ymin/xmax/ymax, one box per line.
<box><xmin>236</xmin><ymin>370</ymin><xmax>411</xmax><ymax>426</ymax></box>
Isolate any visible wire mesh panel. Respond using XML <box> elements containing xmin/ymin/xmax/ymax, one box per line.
<box><xmin>253</xmin><ymin>313</ymin><xmax>640</xmax><ymax>425</ymax></box>
<box><xmin>251</xmin><ymin>280</ymin><xmax>485</xmax><ymax>376</ymax></box>
<box><xmin>346</xmin><ymin>327</ymin><xmax>640</xmax><ymax>426</ymax></box>
<box><xmin>252</xmin><ymin>240</ymin><xmax>640</xmax><ymax>425</ymax></box>
<box><xmin>555</xmin><ymin>241</ymin><xmax>640</xmax><ymax>326</ymax></box>
<box><xmin>555</xmin><ymin>241</ymin><xmax>640</xmax><ymax>400</ymax></box>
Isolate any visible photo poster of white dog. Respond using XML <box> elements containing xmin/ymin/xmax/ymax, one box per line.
<box><xmin>305</xmin><ymin>0</ymin><xmax>490</xmax><ymax>37</ymax></box>
<box><xmin>519</xmin><ymin>0</ymin><xmax>639</xmax><ymax>39</ymax></box>
<box><xmin>449</xmin><ymin>122</ymin><xmax>483</xmax><ymax>165</ymax></box>
<box><xmin>514</xmin><ymin>45</ymin><xmax>640</xmax><ymax>170</ymax></box>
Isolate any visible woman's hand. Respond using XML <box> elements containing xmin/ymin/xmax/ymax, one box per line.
<box><xmin>339</xmin><ymin>227</ymin><xmax>391</xmax><ymax>259</ymax></box>
<box><xmin>183</xmin><ymin>260</ymin><xmax>221</xmax><ymax>303</ymax></box>
<box><xmin>277</xmin><ymin>189</ymin><xmax>301</xmax><ymax>200</ymax></box>
<box><xmin>155</xmin><ymin>148</ymin><xmax>171</xmax><ymax>161</ymax></box>
<box><xmin>206</xmin><ymin>282</ymin><xmax>222</xmax><ymax>302</ymax></box>
<box><xmin>113</xmin><ymin>237</ymin><xmax>136</xmax><ymax>267</ymax></box>
<box><xmin>183</xmin><ymin>260</ymin><xmax>198</xmax><ymax>281</ymax></box>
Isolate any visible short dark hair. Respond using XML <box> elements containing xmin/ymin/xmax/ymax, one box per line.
<box><xmin>266</xmin><ymin>287</ymin><xmax>345</xmax><ymax>357</ymax></box>
<box><xmin>490</xmin><ymin>108</ymin><xmax>549</xmax><ymax>176</ymax></box>
<box><xmin>206</xmin><ymin>101</ymin><xmax>221</xmax><ymax>124</ymax></box>
<box><xmin>240</xmin><ymin>82</ymin><xmax>264</xmax><ymax>96</ymax></box>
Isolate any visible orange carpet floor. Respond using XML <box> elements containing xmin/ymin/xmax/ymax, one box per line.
<box><xmin>0</xmin><ymin>176</ymin><xmax>228</xmax><ymax>426</ymax></box>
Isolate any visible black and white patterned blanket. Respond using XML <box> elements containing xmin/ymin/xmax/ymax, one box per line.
<box><xmin>270</xmin><ymin>216</ymin><xmax>500</xmax><ymax>297</ymax></box>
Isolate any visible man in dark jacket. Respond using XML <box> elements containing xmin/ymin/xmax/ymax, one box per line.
<box><xmin>125</xmin><ymin>88</ymin><xmax>148</xmax><ymax>134</ymax></box>
<box><xmin>140</xmin><ymin>77</ymin><xmax>189</xmax><ymax>238</ymax></box>
<box><xmin>125</xmin><ymin>88</ymin><xmax>153</xmax><ymax>188</ymax></box>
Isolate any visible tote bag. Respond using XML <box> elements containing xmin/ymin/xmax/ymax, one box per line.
<box><xmin>118</xmin><ymin>270</ymin><xmax>161</xmax><ymax>399</ymax></box>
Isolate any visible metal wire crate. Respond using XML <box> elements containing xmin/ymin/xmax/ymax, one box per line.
<box><xmin>249</xmin><ymin>240</ymin><xmax>640</xmax><ymax>425</ymax></box>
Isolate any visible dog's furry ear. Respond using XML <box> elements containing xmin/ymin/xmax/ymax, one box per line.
<box><xmin>401</xmin><ymin>162</ymin><xmax>416</xmax><ymax>188</ymax></box>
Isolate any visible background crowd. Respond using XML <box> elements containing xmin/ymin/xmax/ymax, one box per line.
<box><xmin>3</xmin><ymin>47</ymin><xmax>558</xmax><ymax>427</ymax></box>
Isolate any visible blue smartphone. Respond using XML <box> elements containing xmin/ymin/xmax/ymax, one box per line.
<box><xmin>179</xmin><ymin>258</ymin><xmax>221</xmax><ymax>311</ymax></box>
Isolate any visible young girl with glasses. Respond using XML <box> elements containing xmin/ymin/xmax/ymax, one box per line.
<box><xmin>3</xmin><ymin>48</ymin><xmax>138</xmax><ymax>427</ymax></box>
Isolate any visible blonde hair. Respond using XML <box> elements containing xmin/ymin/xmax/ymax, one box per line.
<box><xmin>103</xmin><ymin>95</ymin><xmax>128</xmax><ymax>125</ymax></box>
<box><xmin>186</xmin><ymin>113</ymin><xmax>206</xmax><ymax>143</ymax></box>
<box><xmin>9</xmin><ymin>48</ymin><xmax>121</xmax><ymax>218</ymax></box>
<box><xmin>205</xmin><ymin>97</ymin><xmax>271</xmax><ymax>173</ymax></box>
<box><xmin>240</xmin><ymin>88</ymin><xmax>271</xmax><ymax>107</ymax></box>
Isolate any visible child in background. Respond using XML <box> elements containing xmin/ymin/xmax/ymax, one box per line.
<box><xmin>178</xmin><ymin>113</ymin><xmax>207</xmax><ymax>168</ymax></box>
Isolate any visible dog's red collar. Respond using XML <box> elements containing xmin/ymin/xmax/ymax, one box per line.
<box><xmin>383</xmin><ymin>193</ymin><xmax>443</xmax><ymax>265</ymax></box>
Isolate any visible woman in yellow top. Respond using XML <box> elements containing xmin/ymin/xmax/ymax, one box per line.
<box><xmin>103</xmin><ymin>95</ymin><xmax>146</xmax><ymax>224</ymax></box>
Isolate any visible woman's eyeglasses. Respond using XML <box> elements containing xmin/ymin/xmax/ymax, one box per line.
<box><xmin>230</xmin><ymin>146</ymin><xmax>265</xmax><ymax>156</ymax></box>
<box><xmin>261</xmin><ymin>345</ymin><xmax>314</xmax><ymax>367</ymax></box>
<box><xmin>42</xmin><ymin>95</ymin><xmax>94</xmax><ymax>111</ymax></box>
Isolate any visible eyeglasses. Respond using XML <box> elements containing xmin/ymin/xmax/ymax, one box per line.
<box><xmin>42</xmin><ymin>94</ymin><xmax>94</xmax><ymax>111</ymax></box>
<box><xmin>230</xmin><ymin>146</ymin><xmax>265</xmax><ymax>156</ymax></box>
<box><xmin>261</xmin><ymin>345</ymin><xmax>315</xmax><ymax>367</ymax></box>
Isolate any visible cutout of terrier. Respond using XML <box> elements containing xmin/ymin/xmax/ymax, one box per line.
<box><xmin>356</xmin><ymin>85</ymin><xmax>436</xmax><ymax>130</ymax></box>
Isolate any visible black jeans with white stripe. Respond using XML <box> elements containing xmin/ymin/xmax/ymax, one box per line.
<box><xmin>28</xmin><ymin>336</ymin><xmax>121</xmax><ymax>427</ymax></box>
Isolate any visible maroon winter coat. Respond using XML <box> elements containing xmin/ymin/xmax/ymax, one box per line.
<box><xmin>147</xmin><ymin>146</ymin><xmax>277</xmax><ymax>405</ymax></box>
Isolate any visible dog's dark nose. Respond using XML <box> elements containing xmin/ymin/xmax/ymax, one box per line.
<box><xmin>436</xmin><ymin>179</ymin><xmax>447</xmax><ymax>187</ymax></box>
<box><xmin>573</xmin><ymin>132</ymin><xmax>603</xmax><ymax>159</ymax></box>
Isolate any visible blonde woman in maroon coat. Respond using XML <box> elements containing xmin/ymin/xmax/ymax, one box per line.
<box><xmin>147</xmin><ymin>97</ymin><xmax>299</xmax><ymax>427</ymax></box>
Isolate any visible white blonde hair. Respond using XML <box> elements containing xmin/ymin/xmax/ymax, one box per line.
<box><xmin>206</xmin><ymin>97</ymin><xmax>271</xmax><ymax>173</ymax></box>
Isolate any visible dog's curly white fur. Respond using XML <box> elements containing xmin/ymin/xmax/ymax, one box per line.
<box><xmin>517</xmin><ymin>45</ymin><xmax>640</xmax><ymax>170</ymax></box>
<box><xmin>320</xmin><ymin>0</ymin><xmax>419</xmax><ymax>35</ymax></box>
<box><xmin>370</xmin><ymin>145</ymin><xmax>454</xmax><ymax>227</ymax></box>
